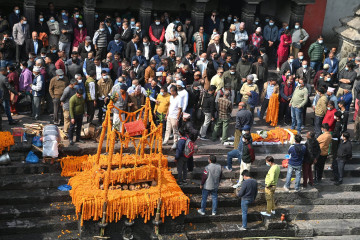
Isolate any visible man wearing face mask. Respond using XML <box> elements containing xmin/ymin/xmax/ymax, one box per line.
<box><xmin>314</xmin><ymin>87</ymin><xmax>328</xmax><ymax>137</ymax></box>
<box><xmin>261</xmin><ymin>156</ymin><xmax>280</xmax><ymax>217</ymax></box>
<box><xmin>93</xmin><ymin>23</ymin><xmax>108</xmax><ymax>60</ymax></box>
<box><xmin>74</xmin><ymin>74</ymin><xmax>86</xmax><ymax>99</ymax></box>
<box><xmin>60</xmin><ymin>79</ymin><xmax>77</xmax><ymax>133</ymax></box>
<box><xmin>205</xmin><ymin>10</ymin><xmax>220</xmax><ymax>35</ymax></box>
<box><xmin>227</xmin><ymin>41</ymin><xmax>241</xmax><ymax>64</ymax></box>
<box><xmin>0</xmin><ymin>67</ymin><xmax>20</xmax><ymax>126</ymax></box>
<box><xmin>337</xmin><ymin>62</ymin><xmax>357</xmax><ymax>97</ymax></box>
<box><xmin>223</xmin><ymin>65</ymin><xmax>239</xmax><ymax>104</ymax></box>
<box><xmin>9</xmin><ymin>6</ymin><xmax>21</xmax><ymax>30</ymax></box>
<box><xmin>133</xmin><ymin>22</ymin><xmax>143</xmax><ymax>39</ymax></box>
<box><xmin>292</xmin><ymin>51</ymin><xmax>305</xmax><ymax>72</ymax></box>
<box><xmin>49</xmin><ymin>69</ymin><xmax>69</xmax><ymax>124</ymax></box>
<box><xmin>289</xmin><ymin>78</ymin><xmax>308</xmax><ymax>133</ymax></box>
<box><xmin>263</xmin><ymin>18</ymin><xmax>278</xmax><ymax>66</ymax></box>
<box><xmin>59</xmin><ymin>16</ymin><xmax>73</xmax><ymax>58</ymax></box>
<box><xmin>97</xmin><ymin>70</ymin><xmax>113</xmax><ymax>124</ymax></box>
<box><xmin>223</xmin><ymin>25</ymin><xmax>236</xmax><ymax>50</ymax></box>
<box><xmin>290</xmin><ymin>22</ymin><xmax>309</xmax><ymax>57</ymax></box>
<box><xmin>149</xmin><ymin>18</ymin><xmax>165</xmax><ymax>45</ymax></box>
<box><xmin>308</xmin><ymin>35</ymin><xmax>325</xmax><ymax>72</ymax></box>
<box><xmin>31</xmin><ymin>66</ymin><xmax>44</xmax><ymax>120</ymax></box>
<box><xmin>338</xmin><ymin>53</ymin><xmax>356</xmax><ymax>73</ymax></box>
<box><xmin>295</xmin><ymin>60</ymin><xmax>315</xmax><ymax>84</ymax></box>
<box><xmin>12</xmin><ymin>16</ymin><xmax>30</xmax><ymax>63</ymax></box>
<box><xmin>104</xmin><ymin>19</ymin><xmax>115</xmax><ymax>44</ymax></box>
<box><xmin>324</xmin><ymin>52</ymin><xmax>339</xmax><ymax>79</ymax></box>
<box><xmin>280</xmin><ymin>55</ymin><xmax>296</xmax><ymax>76</ymax></box>
<box><xmin>0</xmin><ymin>32</ymin><xmax>16</xmax><ymax>68</ymax></box>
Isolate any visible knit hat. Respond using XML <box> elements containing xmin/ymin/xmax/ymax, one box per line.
<box><xmin>327</xmin><ymin>87</ymin><xmax>335</xmax><ymax>93</ymax></box>
<box><xmin>55</xmin><ymin>69</ymin><xmax>64</xmax><ymax>75</ymax></box>
<box><xmin>255</xmin><ymin>27</ymin><xmax>261</xmax><ymax>32</ymax></box>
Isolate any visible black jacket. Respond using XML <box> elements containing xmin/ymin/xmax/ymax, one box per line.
<box><xmin>35</xmin><ymin>22</ymin><xmax>50</xmax><ymax>35</ymax></box>
<box><xmin>131</xmin><ymin>65</ymin><xmax>145</xmax><ymax>85</ymax></box>
<box><xmin>126</xmin><ymin>41</ymin><xmax>138</xmax><ymax>61</ymax></box>
<box><xmin>120</xmin><ymin>28</ymin><xmax>132</xmax><ymax>44</ymax></box>
<box><xmin>337</xmin><ymin>140</ymin><xmax>352</xmax><ymax>161</ymax></box>
<box><xmin>0</xmin><ymin>74</ymin><xmax>18</xmax><ymax>100</ymax></box>
<box><xmin>304</xmin><ymin>138</ymin><xmax>320</xmax><ymax>164</ymax></box>
<box><xmin>201</xmin><ymin>91</ymin><xmax>215</xmax><ymax>117</ymax></box>
<box><xmin>186</xmin><ymin>86</ymin><xmax>200</xmax><ymax>111</ymax></box>
<box><xmin>78</xmin><ymin>42</ymin><xmax>95</xmax><ymax>60</ymax></box>
<box><xmin>226</xmin><ymin>47</ymin><xmax>241</xmax><ymax>63</ymax></box>
<box><xmin>0</xmin><ymin>38</ymin><xmax>16</xmax><ymax>61</ymax></box>
<box><xmin>25</xmin><ymin>39</ymin><xmax>43</xmax><ymax>56</ymax></box>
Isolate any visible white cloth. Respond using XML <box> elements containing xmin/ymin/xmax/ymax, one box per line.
<box><xmin>127</xmin><ymin>86</ymin><xmax>147</xmax><ymax>95</ymax></box>
<box><xmin>144</xmin><ymin>45</ymin><xmax>150</xmax><ymax>60</ymax></box>
<box><xmin>178</xmin><ymin>89</ymin><xmax>189</xmax><ymax>112</ymax></box>
<box><xmin>95</xmin><ymin>65</ymin><xmax>102</xmax><ymax>80</ymax></box>
<box><xmin>197</xmin><ymin>60</ymin><xmax>208</xmax><ymax>75</ymax></box>
<box><xmin>165</xmin><ymin>23</ymin><xmax>182</xmax><ymax>57</ymax></box>
<box><xmin>89</xmin><ymin>81</ymin><xmax>96</xmax><ymax>100</ymax></box>
<box><xmin>168</xmin><ymin>95</ymin><xmax>182</xmax><ymax>119</ymax></box>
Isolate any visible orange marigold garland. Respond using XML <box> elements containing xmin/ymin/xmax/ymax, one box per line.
<box><xmin>61</xmin><ymin>97</ymin><xmax>189</xmax><ymax>226</ymax></box>
<box><xmin>0</xmin><ymin>131</ymin><xmax>15</xmax><ymax>154</ymax></box>
<box><xmin>265</xmin><ymin>93</ymin><xmax>280</xmax><ymax>127</ymax></box>
<box><xmin>251</xmin><ymin>128</ymin><xmax>297</xmax><ymax>143</ymax></box>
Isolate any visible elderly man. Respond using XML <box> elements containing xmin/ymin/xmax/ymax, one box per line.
<box><xmin>97</xmin><ymin>70</ymin><xmax>113</xmax><ymax>124</ymax></box>
<box><xmin>210</xmin><ymin>67</ymin><xmax>224</xmax><ymax>92</ymax></box>
<box><xmin>25</xmin><ymin>31</ymin><xmax>43</xmax><ymax>56</ymax></box>
<box><xmin>223</xmin><ymin>24</ymin><xmax>236</xmax><ymax>50</ymax></box>
<box><xmin>31</xmin><ymin>66</ymin><xmax>44</xmax><ymax>120</ymax></box>
<box><xmin>235</xmin><ymin>22</ymin><xmax>248</xmax><ymax>51</ymax></box>
<box><xmin>337</xmin><ymin>62</ymin><xmax>357</xmax><ymax>98</ymax></box>
<box><xmin>233</xmin><ymin>102</ymin><xmax>253</xmax><ymax>149</ymax></box>
<box><xmin>93</xmin><ymin>23</ymin><xmax>108</xmax><ymax>60</ymax></box>
<box><xmin>207</xmin><ymin>35</ymin><xmax>222</xmax><ymax>56</ymax></box>
<box><xmin>291</xmin><ymin>22</ymin><xmax>309</xmax><ymax>58</ymax></box>
<box><xmin>289</xmin><ymin>78</ymin><xmax>308</xmax><ymax>133</ymax></box>
<box><xmin>49</xmin><ymin>69</ymin><xmax>69</xmax><ymax>124</ymax></box>
<box><xmin>128</xmin><ymin>85</ymin><xmax>145</xmax><ymax>112</ymax></box>
<box><xmin>60</xmin><ymin>79</ymin><xmax>77</xmax><ymax>133</ymax></box>
<box><xmin>240</xmin><ymin>74</ymin><xmax>259</xmax><ymax>114</ymax></box>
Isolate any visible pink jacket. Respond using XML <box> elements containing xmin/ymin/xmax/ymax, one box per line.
<box><xmin>73</xmin><ymin>28</ymin><xmax>87</xmax><ymax>47</ymax></box>
<box><xmin>19</xmin><ymin>68</ymin><xmax>33</xmax><ymax>92</ymax></box>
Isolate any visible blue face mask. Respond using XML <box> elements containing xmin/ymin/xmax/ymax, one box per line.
<box><xmin>295</xmin><ymin>25</ymin><xmax>300</xmax><ymax>29</ymax></box>
<box><xmin>135</xmin><ymin>26</ymin><xmax>139</xmax><ymax>30</ymax></box>
<box><xmin>52</xmin><ymin>50</ymin><xmax>56</xmax><ymax>53</ymax></box>
<box><xmin>303</xmin><ymin>65</ymin><xmax>307</xmax><ymax>68</ymax></box>
<box><xmin>285</xmin><ymin>26</ymin><xmax>289</xmax><ymax>29</ymax></box>
<box><xmin>75</xmin><ymin>14</ymin><xmax>79</xmax><ymax>18</ymax></box>
<box><xmin>116</xmin><ymin>22</ymin><xmax>121</xmax><ymax>26</ymax></box>
<box><xmin>64</xmin><ymin>20</ymin><xmax>68</xmax><ymax>24</ymax></box>
<box><xmin>265</xmin><ymin>19</ymin><xmax>269</xmax><ymax>22</ymax></box>
<box><xmin>175</xmin><ymin>20</ymin><xmax>180</xmax><ymax>24</ymax></box>
<box><xmin>269</xmin><ymin>22</ymin><xmax>274</xmax><ymax>26</ymax></box>
<box><xmin>131</xmin><ymin>21</ymin><xmax>135</xmax><ymax>25</ymax></box>
<box><xmin>95</xmin><ymin>14</ymin><xmax>99</xmax><ymax>19</ymax></box>
<box><xmin>78</xmin><ymin>24</ymin><xmax>83</xmax><ymax>28</ymax></box>
<box><xmin>39</xmin><ymin>18</ymin><xmax>44</xmax><ymax>22</ymax></box>
<box><xmin>299</xmin><ymin>56</ymin><xmax>304</xmax><ymax>60</ymax></box>
<box><xmin>115</xmin><ymin>39</ymin><xmax>119</xmax><ymax>43</ymax></box>
<box><xmin>62</xmin><ymin>12</ymin><xmax>66</xmax><ymax>16</ymax></box>
<box><xmin>319</xmin><ymin>76</ymin><xmax>323</xmax><ymax>79</ymax></box>
<box><xmin>50</xmin><ymin>19</ymin><xmax>55</xmax><ymax>23</ymax></box>
<box><xmin>255</xmin><ymin>21</ymin><xmax>259</xmax><ymax>25</ymax></box>
<box><xmin>345</xmin><ymin>67</ymin><xmax>349</xmax><ymax>71</ymax></box>
<box><xmin>289</xmin><ymin>59</ymin><xmax>294</xmax><ymax>63</ymax></box>
<box><xmin>15</xmin><ymin>10</ymin><xmax>20</xmax><ymax>14</ymax></box>
<box><xmin>160</xmin><ymin>92</ymin><xmax>164</xmax><ymax>96</ymax></box>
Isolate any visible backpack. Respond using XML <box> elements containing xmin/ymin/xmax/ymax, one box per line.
<box><xmin>248</xmin><ymin>144</ymin><xmax>255</xmax><ymax>163</ymax></box>
<box><xmin>181</xmin><ymin>137</ymin><xmax>195</xmax><ymax>158</ymax></box>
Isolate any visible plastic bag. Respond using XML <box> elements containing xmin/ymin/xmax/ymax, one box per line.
<box><xmin>32</xmin><ymin>136</ymin><xmax>42</xmax><ymax>147</ymax></box>
<box><xmin>282</xmin><ymin>159</ymin><xmax>289</xmax><ymax>168</ymax></box>
<box><xmin>43</xmin><ymin>139</ymin><xmax>59</xmax><ymax>158</ymax></box>
<box><xmin>58</xmin><ymin>184</ymin><xmax>72</xmax><ymax>191</ymax></box>
<box><xmin>26</xmin><ymin>151</ymin><xmax>39</xmax><ymax>163</ymax></box>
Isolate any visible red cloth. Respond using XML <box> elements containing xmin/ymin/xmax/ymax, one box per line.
<box><xmin>55</xmin><ymin>59</ymin><xmax>66</xmax><ymax>74</ymax></box>
<box><xmin>322</xmin><ymin>108</ymin><xmax>337</xmax><ymax>131</ymax></box>
<box><xmin>280</xmin><ymin>82</ymin><xmax>294</xmax><ymax>103</ymax></box>
<box><xmin>8</xmin><ymin>71</ymin><xmax>19</xmax><ymax>113</ymax></box>
<box><xmin>148</xmin><ymin>26</ymin><xmax>165</xmax><ymax>43</ymax></box>
<box><xmin>250</xmin><ymin>33</ymin><xmax>263</xmax><ymax>50</ymax></box>
<box><xmin>277</xmin><ymin>34</ymin><xmax>292</xmax><ymax>68</ymax></box>
<box><xmin>73</xmin><ymin>28</ymin><xmax>87</xmax><ymax>48</ymax></box>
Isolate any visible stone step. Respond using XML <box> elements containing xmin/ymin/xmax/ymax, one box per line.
<box><xmin>0</xmin><ymin>202</ymin><xmax>74</xmax><ymax>220</ymax></box>
<box><xmin>184</xmin><ymin>205</ymin><xmax>360</xmax><ymax>223</ymax></box>
<box><xmin>0</xmin><ymin>162</ymin><xmax>61</xmax><ymax>175</ymax></box>
<box><xmin>0</xmin><ymin>215</ymin><xmax>78</xmax><ymax>235</ymax></box>
<box><xmin>313</xmin><ymin>236</ymin><xmax>360</xmax><ymax>240</ymax></box>
<box><xmin>294</xmin><ymin>219</ymin><xmax>360</xmax><ymax>237</ymax></box>
<box><xmin>0</xmin><ymin>189</ymin><xmax>71</xmax><ymax>205</ymax></box>
<box><xmin>171</xmin><ymin>163</ymin><xmax>360</xmax><ymax>180</ymax></box>
<box><xmin>0</xmin><ymin>231</ymin><xmax>80</xmax><ymax>240</ymax></box>
<box><xmin>0</xmin><ymin>173</ymin><xmax>69</xmax><ymax>190</ymax></box>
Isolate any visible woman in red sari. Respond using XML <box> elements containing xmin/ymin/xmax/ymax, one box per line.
<box><xmin>7</xmin><ymin>65</ymin><xmax>19</xmax><ymax>114</ymax></box>
<box><xmin>277</xmin><ymin>30</ymin><xmax>292</xmax><ymax>71</ymax></box>
<box><xmin>73</xmin><ymin>20</ymin><xmax>87</xmax><ymax>52</ymax></box>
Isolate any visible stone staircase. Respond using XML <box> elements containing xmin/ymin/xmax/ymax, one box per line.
<box><xmin>1</xmin><ymin>142</ymin><xmax>360</xmax><ymax>239</ymax></box>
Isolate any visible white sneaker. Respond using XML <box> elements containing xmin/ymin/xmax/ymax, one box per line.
<box><xmin>224</xmin><ymin>166</ymin><xmax>232</xmax><ymax>172</ymax></box>
<box><xmin>271</xmin><ymin>210</ymin><xmax>275</xmax><ymax>215</ymax></box>
<box><xmin>239</xmin><ymin>226</ymin><xmax>247</xmax><ymax>231</ymax></box>
<box><xmin>228</xmin><ymin>136</ymin><xmax>235</xmax><ymax>141</ymax></box>
<box><xmin>261</xmin><ymin>211</ymin><xmax>272</xmax><ymax>217</ymax></box>
<box><xmin>232</xmin><ymin>183</ymin><xmax>241</xmax><ymax>189</ymax></box>
<box><xmin>162</xmin><ymin>141</ymin><xmax>168</xmax><ymax>145</ymax></box>
<box><xmin>171</xmin><ymin>143</ymin><xmax>177</xmax><ymax>149</ymax></box>
<box><xmin>197</xmin><ymin>209</ymin><xmax>205</xmax><ymax>215</ymax></box>
<box><xmin>276</xmin><ymin>68</ymin><xmax>280</xmax><ymax>72</ymax></box>
<box><xmin>283</xmin><ymin>186</ymin><xmax>290</xmax><ymax>192</ymax></box>
<box><xmin>212</xmin><ymin>212</ymin><xmax>216</xmax><ymax>216</ymax></box>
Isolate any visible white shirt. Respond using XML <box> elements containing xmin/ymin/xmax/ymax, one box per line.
<box><xmin>95</xmin><ymin>65</ymin><xmax>102</xmax><ymax>80</ymax></box>
<box><xmin>178</xmin><ymin>89</ymin><xmax>189</xmax><ymax>112</ymax></box>
<box><xmin>215</xmin><ymin>44</ymin><xmax>220</xmax><ymax>54</ymax></box>
<box><xmin>197</xmin><ymin>60</ymin><xmax>208</xmax><ymax>75</ymax></box>
<box><xmin>89</xmin><ymin>81</ymin><xmax>96</xmax><ymax>100</ymax></box>
<box><xmin>144</xmin><ymin>45</ymin><xmax>150</xmax><ymax>60</ymax></box>
<box><xmin>168</xmin><ymin>95</ymin><xmax>182</xmax><ymax>119</ymax></box>
<box><xmin>85</xmin><ymin>45</ymin><xmax>91</xmax><ymax>52</ymax></box>
<box><xmin>127</xmin><ymin>85</ymin><xmax>147</xmax><ymax>95</ymax></box>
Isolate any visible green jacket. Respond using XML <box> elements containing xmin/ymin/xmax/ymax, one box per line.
<box><xmin>308</xmin><ymin>42</ymin><xmax>325</xmax><ymax>62</ymax></box>
<box><xmin>290</xmin><ymin>86</ymin><xmax>308</xmax><ymax>108</ymax></box>
<box><xmin>265</xmin><ymin>164</ymin><xmax>280</xmax><ymax>187</ymax></box>
<box><xmin>223</xmin><ymin>70</ymin><xmax>240</xmax><ymax>91</ymax></box>
<box><xmin>69</xmin><ymin>94</ymin><xmax>85</xmax><ymax>118</ymax></box>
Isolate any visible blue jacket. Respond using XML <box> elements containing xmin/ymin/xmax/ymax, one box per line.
<box><xmin>175</xmin><ymin>137</ymin><xmax>186</xmax><ymax>160</ymax></box>
<box><xmin>288</xmin><ymin>144</ymin><xmax>306</xmax><ymax>166</ymax></box>
<box><xmin>338</xmin><ymin>92</ymin><xmax>352</xmax><ymax>111</ymax></box>
<box><xmin>292</xmin><ymin>58</ymin><xmax>304</xmax><ymax>72</ymax></box>
<box><xmin>107</xmin><ymin>40</ymin><xmax>124</xmax><ymax>56</ymax></box>
<box><xmin>263</xmin><ymin>25</ymin><xmax>279</xmax><ymax>42</ymax></box>
<box><xmin>248</xmin><ymin>91</ymin><xmax>259</xmax><ymax>108</ymax></box>
<box><xmin>32</xmin><ymin>74</ymin><xmax>45</xmax><ymax>97</ymax></box>
<box><xmin>131</xmin><ymin>55</ymin><xmax>148</xmax><ymax>68</ymax></box>
<box><xmin>324</xmin><ymin>57</ymin><xmax>339</xmax><ymax>75</ymax></box>
<box><xmin>74</xmin><ymin>82</ymin><xmax>86</xmax><ymax>99</ymax></box>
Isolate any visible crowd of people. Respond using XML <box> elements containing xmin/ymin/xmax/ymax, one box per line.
<box><xmin>0</xmin><ymin>3</ymin><xmax>358</xmax><ymax>229</ymax></box>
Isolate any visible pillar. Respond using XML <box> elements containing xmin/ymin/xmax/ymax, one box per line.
<box><xmin>191</xmin><ymin>0</ymin><xmax>208</xmax><ymax>32</ymax></box>
<box><xmin>139</xmin><ymin>0</ymin><xmax>153</xmax><ymax>34</ymax></box>
<box><xmin>241</xmin><ymin>0</ymin><xmax>263</xmax><ymax>34</ymax></box>
<box><xmin>23</xmin><ymin>0</ymin><xmax>36</xmax><ymax>32</ymax></box>
<box><xmin>289</xmin><ymin>0</ymin><xmax>314</xmax><ymax>28</ymax></box>
<box><xmin>83</xmin><ymin>0</ymin><xmax>96</xmax><ymax>37</ymax></box>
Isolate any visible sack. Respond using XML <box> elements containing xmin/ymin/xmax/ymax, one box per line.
<box><xmin>32</xmin><ymin>136</ymin><xmax>42</xmax><ymax>147</ymax></box>
<box><xmin>248</xmin><ymin>144</ymin><xmax>255</xmax><ymax>163</ymax></box>
<box><xmin>58</xmin><ymin>184</ymin><xmax>72</xmax><ymax>191</ymax></box>
<box><xmin>26</xmin><ymin>151</ymin><xmax>39</xmax><ymax>163</ymax></box>
<box><xmin>282</xmin><ymin>159</ymin><xmax>289</xmax><ymax>168</ymax></box>
<box><xmin>181</xmin><ymin>137</ymin><xmax>195</xmax><ymax>158</ymax></box>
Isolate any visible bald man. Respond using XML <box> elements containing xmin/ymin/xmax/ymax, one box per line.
<box><xmin>207</xmin><ymin>35</ymin><xmax>223</xmax><ymax>57</ymax></box>
<box><xmin>26</xmin><ymin>31</ymin><xmax>43</xmax><ymax>56</ymax></box>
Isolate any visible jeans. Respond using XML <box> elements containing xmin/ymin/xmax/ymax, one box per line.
<box><xmin>314</xmin><ymin>155</ymin><xmax>327</xmax><ymax>181</ymax></box>
<box><xmin>212</xmin><ymin>118</ymin><xmax>230</xmax><ymax>142</ymax></box>
<box><xmin>177</xmin><ymin>156</ymin><xmax>188</xmax><ymax>182</ymax></box>
<box><xmin>200</xmin><ymin>188</ymin><xmax>218</xmax><ymax>214</ymax></box>
<box><xmin>227</xmin><ymin>149</ymin><xmax>241</xmax><ymax>170</ymax></box>
<box><xmin>241</xmin><ymin>199</ymin><xmax>252</xmax><ymax>228</ymax></box>
<box><xmin>337</xmin><ymin>159</ymin><xmax>345</xmax><ymax>182</ymax></box>
<box><xmin>199</xmin><ymin>112</ymin><xmax>212</xmax><ymax>138</ymax></box>
<box><xmin>2</xmin><ymin>99</ymin><xmax>14</xmax><ymax>123</ymax></box>
<box><xmin>0</xmin><ymin>60</ymin><xmax>13</xmax><ymax>68</ymax></box>
<box><xmin>32</xmin><ymin>96</ymin><xmax>42</xmax><ymax>119</ymax></box>
<box><xmin>284</xmin><ymin>164</ymin><xmax>302</xmax><ymax>190</ymax></box>
<box><xmin>291</xmin><ymin>107</ymin><xmax>302</xmax><ymax>133</ymax></box>
<box><xmin>53</xmin><ymin>98</ymin><xmax>62</xmax><ymax>123</ymax></box>
<box><xmin>58</xmin><ymin>41</ymin><xmax>71</xmax><ymax>58</ymax></box>
<box><xmin>310</xmin><ymin>61</ymin><xmax>321</xmax><ymax>73</ymax></box>
<box><xmin>68</xmin><ymin>114</ymin><xmax>83</xmax><ymax>142</ymax></box>
<box><xmin>314</xmin><ymin>115</ymin><xmax>324</xmax><ymax>138</ymax></box>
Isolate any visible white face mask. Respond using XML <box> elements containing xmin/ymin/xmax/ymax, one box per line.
<box><xmin>327</xmin><ymin>107</ymin><xmax>331</xmax><ymax>110</ymax></box>
<box><xmin>242</xmin><ymin>138</ymin><xmax>246</xmax><ymax>142</ymax></box>
<box><xmin>59</xmin><ymin>75</ymin><xmax>64</xmax><ymax>79</ymax></box>
<box><xmin>266</xmin><ymin>162</ymin><xmax>271</xmax><ymax>167</ymax></box>
<box><xmin>103</xmin><ymin>75</ymin><xmax>108</xmax><ymax>79</ymax></box>
<box><xmin>77</xmin><ymin>79</ymin><xmax>82</xmax><ymax>83</ymax></box>
<box><xmin>242</xmin><ymin>130</ymin><xmax>246</xmax><ymax>135</ymax></box>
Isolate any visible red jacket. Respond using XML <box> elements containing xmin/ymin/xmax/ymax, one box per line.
<box><xmin>73</xmin><ymin>28</ymin><xmax>87</xmax><ymax>47</ymax></box>
<box><xmin>322</xmin><ymin>108</ymin><xmax>337</xmax><ymax>132</ymax></box>
<box><xmin>55</xmin><ymin>59</ymin><xmax>66</xmax><ymax>74</ymax></box>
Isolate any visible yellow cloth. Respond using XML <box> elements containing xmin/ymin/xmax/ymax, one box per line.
<box><xmin>154</xmin><ymin>93</ymin><xmax>170</xmax><ymax>114</ymax></box>
<box><xmin>210</xmin><ymin>74</ymin><xmax>224</xmax><ymax>92</ymax></box>
<box><xmin>265</xmin><ymin>93</ymin><xmax>279</xmax><ymax>126</ymax></box>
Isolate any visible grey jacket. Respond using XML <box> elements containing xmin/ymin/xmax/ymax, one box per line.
<box><xmin>60</xmin><ymin>86</ymin><xmax>77</xmax><ymax>111</ymax></box>
<box><xmin>0</xmin><ymin>74</ymin><xmax>18</xmax><ymax>100</ymax></box>
<box><xmin>12</xmin><ymin>22</ymin><xmax>30</xmax><ymax>45</ymax></box>
<box><xmin>201</xmin><ymin>163</ymin><xmax>222</xmax><ymax>190</ymax></box>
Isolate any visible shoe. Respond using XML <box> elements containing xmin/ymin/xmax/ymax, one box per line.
<box><xmin>162</xmin><ymin>141</ymin><xmax>168</xmax><ymax>145</ymax></box>
<box><xmin>177</xmin><ymin>181</ymin><xmax>183</xmax><ymax>186</ymax></box>
<box><xmin>171</xmin><ymin>143</ymin><xmax>177</xmax><ymax>150</ymax></box>
<box><xmin>294</xmin><ymin>189</ymin><xmax>300</xmax><ymax>192</ymax></box>
<box><xmin>330</xmin><ymin>178</ymin><xmax>336</xmax><ymax>182</ymax></box>
<box><xmin>271</xmin><ymin>210</ymin><xmax>275</xmax><ymax>215</ymax></box>
<box><xmin>334</xmin><ymin>181</ymin><xmax>342</xmax><ymax>186</ymax></box>
<box><xmin>239</xmin><ymin>226</ymin><xmax>246</xmax><ymax>231</ymax></box>
<box><xmin>197</xmin><ymin>209</ymin><xmax>205</xmax><ymax>215</ymax></box>
<box><xmin>232</xmin><ymin>183</ymin><xmax>241</xmax><ymax>189</ymax></box>
<box><xmin>70</xmin><ymin>140</ymin><xmax>74</xmax><ymax>146</ymax></box>
<box><xmin>199</xmin><ymin>137</ymin><xmax>209</xmax><ymax>140</ymax></box>
<box><xmin>75</xmin><ymin>139</ymin><xmax>85</xmax><ymax>143</ymax></box>
<box><xmin>212</xmin><ymin>212</ymin><xmax>216</xmax><ymax>216</ymax></box>
<box><xmin>283</xmin><ymin>186</ymin><xmax>290</xmax><ymax>192</ymax></box>
<box><xmin>182</xmin><ymin>180</ymin><xmax>187</xmax><ymax>184</ymax></box>
<box><xmin>228</xmin><ymin>136</ymin><xmax>235</xmax><ymax>141</ymax></box>
<box><xmin>224</xmin><ymin>166</ymin><xmax>232</xmax><ymax>172</ymax></box>
<box><xmin>276</xmin><ymin>67</ymin><xmax>280</xmax><ymax>72</ymax></box>
<box><xmin>260</xmin><ymin>211</ymin><xmax>272</xmax><ymax>217</ymax></box>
